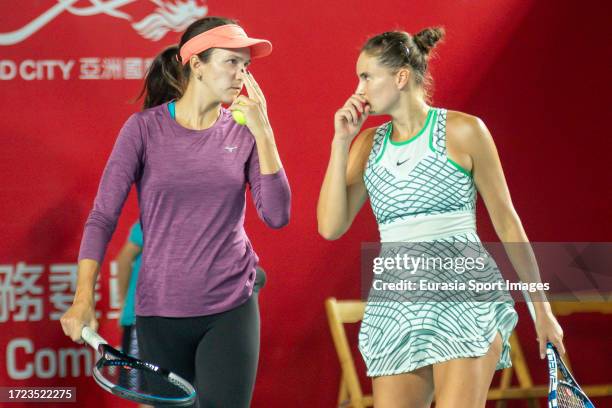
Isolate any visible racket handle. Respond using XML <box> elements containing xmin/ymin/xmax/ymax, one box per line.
<box><xmin>81</xmin><ymin>326</ymin><xmax>108</xmax><ymax>350</ymax></box>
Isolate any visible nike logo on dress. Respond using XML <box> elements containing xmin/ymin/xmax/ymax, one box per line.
<box><xmin>224</xmin><ymin>146</ymin><xmax>238</xmax><ymax>152</ymax></box>
<box><xmin>396</xmin><ymin>158</ymin><xmax>410</xmax><ymax>166</ymax></box>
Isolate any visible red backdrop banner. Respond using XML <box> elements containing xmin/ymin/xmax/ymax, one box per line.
<box><xmin>1</xmin><ymin>1</ymin><xmax>610</xmax><ymax>407</ymax></box>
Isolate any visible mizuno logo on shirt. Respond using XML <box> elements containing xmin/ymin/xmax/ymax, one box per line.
<box><xmin>225</xmin><ymin>146</ymin><xmax>238</xmax><ymax>152</ymax></box>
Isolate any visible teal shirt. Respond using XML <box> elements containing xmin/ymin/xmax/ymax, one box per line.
<box><xmin>120</xmin><ymin>222</ymin><xmax>142</xmax><ymax>326</ymax></box>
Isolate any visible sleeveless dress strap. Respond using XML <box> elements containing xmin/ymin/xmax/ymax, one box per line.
<box><xmin>431</xmin><ymin>108</ymin><xmax>447</xmax><ymax>156</ymax></box>
<box><xmin>370</xmin><ymin>121</ymin><xmax>391</xmax><ymax>165</ymax></box>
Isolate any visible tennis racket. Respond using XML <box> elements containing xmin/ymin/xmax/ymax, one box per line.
<box><xmin>521</xmin><ymin>289</ymin><xmax>595</xmax><ymax>408</ymax></box>
<box><xmin>81</xmin><ymin>326</ymin><xmax>196</xmax><ymax>406</ymax></box>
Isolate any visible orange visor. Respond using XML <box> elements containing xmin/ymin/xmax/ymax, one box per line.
<box><xmin>179</xmin><ymin>24</ymin><xmax>272</xmax><ymax>65</ymax></box>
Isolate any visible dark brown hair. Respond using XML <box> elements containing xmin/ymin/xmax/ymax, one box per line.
<box><xmin>137</xmin><ymin>16</ymin><xmax>238</xmax><ymax>109</ymax></box>
<box><xmin>361</xmin><ymin>27</ymin><xmax>445</xmax><ymax>99</ymax></box>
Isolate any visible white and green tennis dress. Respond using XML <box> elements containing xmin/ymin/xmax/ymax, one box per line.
<box><xmin>358</xmin><ymin>108</ymin><xmax>518</xmax><ymax>377</ymax></box>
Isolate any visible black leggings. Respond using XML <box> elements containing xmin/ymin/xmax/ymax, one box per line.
<box><xmin>136</xmin><ymin>294</ymin><xmax>260</xmax><ymax>408</ymax></box>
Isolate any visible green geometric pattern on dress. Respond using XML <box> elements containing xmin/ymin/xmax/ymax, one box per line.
<box><xmin>364</xmin><ymin>109</ymin><xmax>476</xmax><ymax>226</ymax></box>
<box><xmin>358</xmin><ymin>232</ymin><xmax>518</xmax><ymax>376</ymax></box>
<box><xmin>359</xmin><ymin>296</ymin><xmax>518</xmax><ymax>376</ymax></box>
<box><xmin>359</xmin><ymin>109</ymin><xmax>518</xmax><ymax>377</ymax></box>
<box><xmin>433</xmin><ymin>107</ymin><xmax>448</xmax><ymax>154</ymax></box>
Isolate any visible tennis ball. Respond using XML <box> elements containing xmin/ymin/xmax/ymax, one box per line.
<box><xmin>232</xmin><ymin>110</ymin><xmax>247</xmax><ymax>125</ymax></box>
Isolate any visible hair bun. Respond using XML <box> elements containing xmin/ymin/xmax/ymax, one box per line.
<box><xmin>413</xmin><ymin>27</ymin><xmax>445</xmax><ymax>55</ymax></box>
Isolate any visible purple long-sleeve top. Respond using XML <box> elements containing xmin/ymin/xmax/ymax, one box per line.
<box><xmin>78</xmin><ymin>103</ymin><xmax>291</xmax><ymax>317</ymax></box>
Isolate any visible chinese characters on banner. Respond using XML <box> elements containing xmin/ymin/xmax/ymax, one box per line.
<box><xmin>0</xmin><ymin>262</ymin><xmax>121</xmax><ymax>324</ymax></box>
<box><xmin>0</xmin><ymin>58</ymin><xmax>154</xmax><ymax>81</ymax></box>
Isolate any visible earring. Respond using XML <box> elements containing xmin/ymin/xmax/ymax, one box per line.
<box><xmin>197</xmin><ymin>74</ymin><xmax>202</xmax><ymax>81</ymax></box>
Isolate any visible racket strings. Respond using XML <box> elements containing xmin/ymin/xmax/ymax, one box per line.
<box><xmin>556</xmin><ymin>381</ymin><xmax>588</xmax><ymax>408</ymax></box>
<box><xmin>553</xmin><ymin>351</ymin><xmax>593</xmax><ymax>408</ymax></box>
<box><xmin>97</xmin><ymin>357</ymin><xmax>192</xmax><ymax>399</ymax></box>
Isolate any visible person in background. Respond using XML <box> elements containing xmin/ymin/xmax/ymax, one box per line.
<box><xmin>115</xmin><ymin>221</ymin><xmax>143</xmax><ymax>358</ymax></box>
<box><xmin>114</xmin><ymin>220</ymin><xmax>150</xmax><ymax>407</ymax></box>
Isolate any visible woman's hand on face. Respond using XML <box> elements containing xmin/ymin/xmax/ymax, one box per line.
<box><xmin>334</xmin><ymin>94</ymin><xmax>370</xmax><ymax>144</ymax></box>
<box><xmin>229</xmin><ymin>71</ymin><xmax>271</xmax><ymax>137</ymax></box>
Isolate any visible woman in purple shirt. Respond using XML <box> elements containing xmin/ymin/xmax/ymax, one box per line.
<box><xmin>60</xmin><ymin>17</ymin><xmax>291</xmax><ymax>407</ymax></box>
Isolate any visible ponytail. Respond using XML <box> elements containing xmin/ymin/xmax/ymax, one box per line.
<box><xmin>137</xmin><ymin>45</ymin><xmax>184</xmax><ymax>110</ymax></box>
